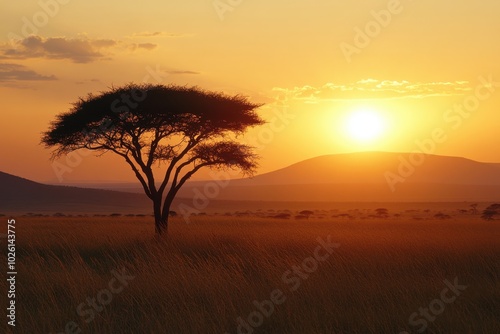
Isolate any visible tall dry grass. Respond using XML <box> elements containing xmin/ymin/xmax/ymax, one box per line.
<box><xmin>2</xmin><ymin>215</ymin><xmax>499</xmax><ymax>333</ymax></box>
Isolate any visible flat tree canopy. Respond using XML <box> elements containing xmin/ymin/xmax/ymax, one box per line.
<box><xmin>42</xmin><ymin>84</ymin><xmax>264</xmax><ymax>235</ymax></box>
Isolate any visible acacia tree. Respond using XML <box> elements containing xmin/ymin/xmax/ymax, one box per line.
<box><xmin>481</xmin><ymin>204</ymin><xmax>500</xmax><ymax>221</ymax></box>
<box><xmin>42</xmin><ymin>84</ymin><xmax>264</xmax><ymax>235</ymax></box>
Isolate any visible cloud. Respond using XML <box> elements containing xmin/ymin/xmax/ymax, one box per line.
<box><xmin>1</xmin><ymin>36</ymin><xmax>116</xmax><ymax>63</ymax></box>
<box><xmin>1</xmin><ymin>35</ymin><xmax>158</xmax><ymax>63</ymax></box>
<box><xmin>167</xmin><ymin>70</ymin><xmax>199</xmax><ymax>75</ymax></box>
<box><xmin>91</xmin><ymin>39</ymin><xmax>117</xmax><ymax>48</ymax></box>
<box><xmin>75</xmin><ymin>78</ymin><xmax>102</xmax><ymax>85</ymax></box>
<box><xmin>272</xmin><ymin>79</ymin><xmax>473</xmax><ymax>102</ymax></box>
<box><xmin>129</xmin><ymin>31</ymin><xmax>184</xmax><ymax>38</ymax></box>
<box><xmin>128</xmin><ymin>43</ymin><xmax>157</xmax><ymax>51</ymax></box>
<box><xmin>137</xmin><ymin>43</ymin><xmax>157</xmax><ymax>50</ymax></box>
<box><xmin>0</xmin><ymin>63</ymin><xmax>56</xmax><ymax>82</ymax></box>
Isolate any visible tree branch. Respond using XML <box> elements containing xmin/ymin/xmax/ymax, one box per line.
<box><xmin>161</xmin><ymin>161</ymin><xmax>214</xmax><ymax>219</ymax></box>
<box><xmin>157</xmin><ymin>136</ymin><xmax>201</xmax><ymax>196</ymax></box>
<box><xmin>123</xmin><ymin>154</ymin><xmax>153</xmax><ymax>199</ymax></box>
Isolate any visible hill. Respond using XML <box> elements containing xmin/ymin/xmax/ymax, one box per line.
<box><xmin>0</xmin><ymin>171</ymin><xmax>151</xmax><ymax>214</ymax></box>
<box><xmin>231</xmin><ymin>152</ymin><xmax>500</xmax><ymax>185</ymax></box>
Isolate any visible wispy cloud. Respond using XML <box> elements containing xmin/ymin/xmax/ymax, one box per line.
<box><xmin>1</xmin><ymin>35</ymin><xmax>158</xmax><ymax>63</ymax></box>
<box><xmin>1</xmin><ymin>36</ymin><xmax>115</xmax><ymax>63</ymax></box>
<box><xmin>273</xmin><ymin>79</ymin><xmax>473</xmax><ymax>102</ymax></box>
<box><xmin>129</xmin><ymin>31</ymin><xmax>185</xmax><ymax>38</ymax></box>
<box><xmin>167</xmin><ymin>70</ymin><xmax>200</xmax><ymax>75</ymax></box>
<box><xmin>0</xmin><ymin>63</ymin><xmax>56</xmax><ymax>82</ymax></box>
<box><xmin>129</xmin><ymin>43</ymin><xmax>157</xmax><ymax>51</ymax></box>
<box><xmin>75</xmin><ymin>78</ymin><xmax>102</xmax><ymax>85</ymax></box>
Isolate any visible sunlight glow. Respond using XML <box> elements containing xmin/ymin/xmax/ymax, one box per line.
<box><xmin>344</xmin><ymin>108</ymin><xmax>386</xmax><ymax>142</ymax></box>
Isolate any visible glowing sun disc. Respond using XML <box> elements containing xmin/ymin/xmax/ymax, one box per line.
<box><xmin>345</xmin><ymin>109</ymin><xmax>385</xmax><ymax>142</ymax></box>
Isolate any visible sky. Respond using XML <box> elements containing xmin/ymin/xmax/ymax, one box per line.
<box><xmin>1</xmin><ymin>0</ymin><xmax>499</xmax><ymax>184</ymax></box>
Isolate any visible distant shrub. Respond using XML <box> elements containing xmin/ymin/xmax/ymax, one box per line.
<box><xmin>125</xmin><ymin>214</ymin><xmax>135</xmax><ymax>217</ymax></box>
<box><xmin>434</xmin><ymin>213</ymin><xmax>452</xmax><ymax>220</ymax></box>
<box><xmin>135</xmin><ymin>214</ymin><xmax>146</xmax><ymax>217</ymax></box>
<box><xmin>169</xmin><ymin>211</ymin><xmax>178</xmax><ymax>217</ymax></box>
<box><xmin>109</xmin><ymin>213</ymin><xmax>122</xmax><ymax>217</ymax></box>
<box><xmin>272</xmin><ymin>213</ymin><xmax>291</xmax><ymax>219</ymax></box>
<box><xmin>53</xmin><ymin>212</ymin><xmax>66</xmax><ymax>217</ymax></box>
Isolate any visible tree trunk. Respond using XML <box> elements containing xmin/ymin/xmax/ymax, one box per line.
<box><xmin>160</xmin><ymin>195</ymin><xmax>175</xmax><ymax>229</ymax></box>
<box><xmin>153</xmin><ymin>197</ymin><xmax>168</xmax><ymax>236</ymax></box>
<box><xmin>155</xmin><ymin>215</ymin><xmax>168</xmax><ymax>236</ymax></box>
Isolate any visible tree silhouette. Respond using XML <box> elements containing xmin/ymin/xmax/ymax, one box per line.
<box><xmin>298</xmin><ymin>210</ymin><xmax>314</xmax><ymax>218</ymax></box>
<box><xmin>481</xmin><ymin>204</ymin><xmax>500</xmax><ymax>221</ymax></box>
<box><xmin>375</xmin><ymin>208</ymin><xmax>389</xmax><ymax>218</ymax></box>
<box><xmin>42</xmin><ymin>84</ymin><xmax>264</xmax><ymax>235</ymax></box>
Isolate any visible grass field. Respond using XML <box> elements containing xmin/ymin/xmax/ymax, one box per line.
<box><xmin>3</xmin><ymin>210</ymin><xmax>500</xmax><ymax>333</ymax></box>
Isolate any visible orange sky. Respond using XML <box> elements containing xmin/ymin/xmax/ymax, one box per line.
<box><xmin>1</xmin><ymin>0</ymin><xmax>499</xmax><ymax>183</ymax></box>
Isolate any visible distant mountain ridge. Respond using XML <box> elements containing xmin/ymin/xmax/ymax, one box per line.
<box><xmin>230</xmin><ymin>152</ymin><xmax>500</xmax><ymax>186</ymax></box>
<box><xmin>0</xmin><ymin>171</ymin><xmax>151</xmax><ymax>213</ymax></box>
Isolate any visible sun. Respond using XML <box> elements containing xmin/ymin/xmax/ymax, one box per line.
<box><xmin>344</xmin><ymin>108</ymin><xmax>386</xmax><ymax>142</ymax></box>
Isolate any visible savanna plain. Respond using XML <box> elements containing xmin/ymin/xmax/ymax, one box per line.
<box><xmin>3</xmin><ymin>203</ymin><xmax>499</xmax><ymax>334</ymax></box>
